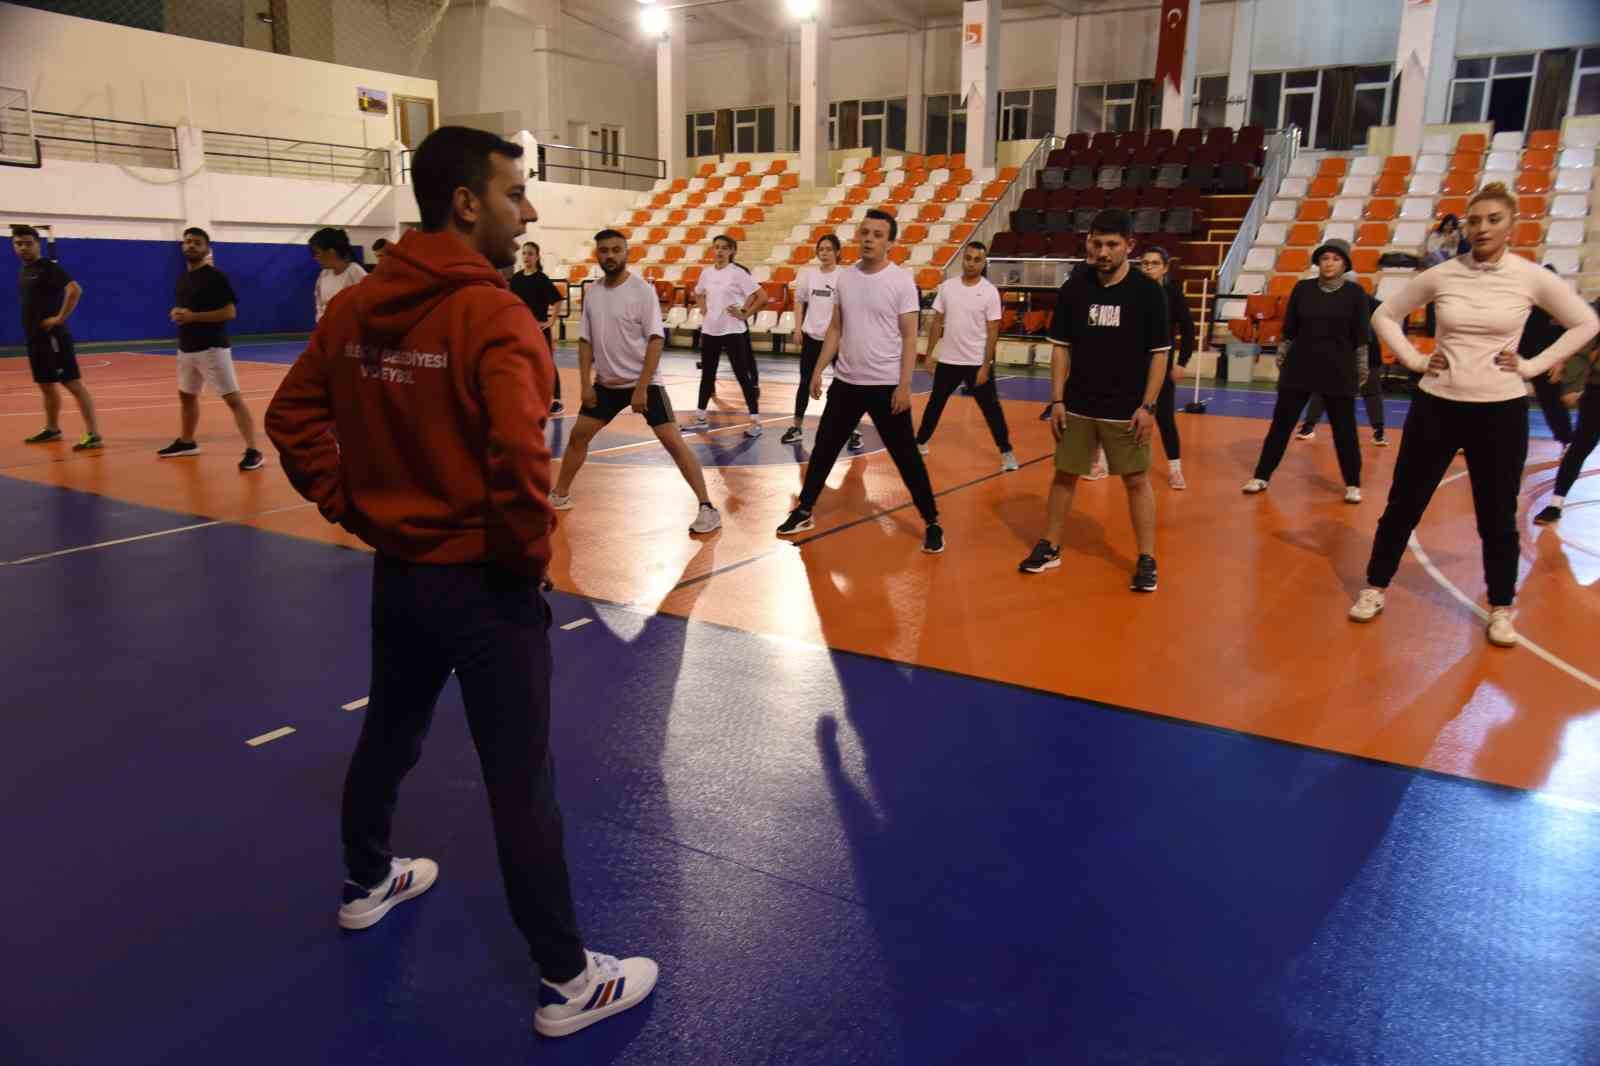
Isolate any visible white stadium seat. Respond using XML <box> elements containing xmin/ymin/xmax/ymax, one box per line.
<box><xmin>1350</xmin><ymin>156</ymin><xmax>1383</xmax><ymax>176</ymax></box>
<box><xmin>1392</xmin><ymin>222</ymin><xmax>1428</xmax><ymax>247</ymax></box>
<box><xmin>1564</xmin><ymin>127</ymin><xmax>1600</xmax><ymax>150</ymax></box>
<box><xmin>1341</xmin><ymin>176</ymin><xmax>1374</xmax><ymax>198</ymax></box>
<box><xmin>1288</xmin><ymin>156</ymin><xmax>1318</xmax><ymax>178</ymax></box>
<box><xmin>1490</xmin><ymin>131</ymin><xmax>1524</xmax><ymax>152</ymax></box>
<box><xmin>774</xmin><ymin>311</ymin><xmax>796</xmax><ymax>335</ymax></box>
<box><xmin>1408</xmin><ymin>173</ymin><xmax>1441</xmax><ymax>196</ymax></box>
<box><xmin>1550</xmin><ymin>195</ymin><xmax>1589</xmax><ymax>219</ymax></box>
<box><xmin>1331</xmin><ymin>199</ymin><xmax>1363</xmax><ymax>221</ymax></box>
<box><xmin>1277</xmin><ymin>178</ymin><xmax>1308</xmax><ymax>199</ymax></box>
<box><xmin>1415</xmin><ymin>154</ymin><xmax>1447</xmax><ymax>174</ymax></box>
<box><xmin>1557</xmin><ymin>147</ymin><xmax>1595</xmax><ymax>170</ymax></box>
<box><xmin>1555</xmin><ymin>168</ymin><xmax>1594</xmax><ymax>193</ymax></box>
<box><xmin>1244</xmin><ymin>247</ymin><xmax>1276</xmax><ymax>271</ymax></box>
<box><xmin>823</xmin><ymin>186</ymin><xmax>847</xmax><ymax>204</ymax></box>
<box><xmin>1266</xmin><ymin>200</ymin><xmax>1297</xmax><ymax>222</ymax></box>
<box><xmin>1322</xmin><ymin>222</ymin><xmax>1355</xmax><ymax>244</ymax></box>
<box><xmin>1421</xmin><ymin>133</ymin><xmax>1453</xmax><ymax>155</ymax></box>
<box><xmin>1235</xmin><ymin>273</ymin><xmax>1266</xmax><ymax>295</ymax></box>
<box><xmin>664</xmin><ymin>306</ymin><xmax>688</xmax><ymax>328</ymax></box>
<box><xmin>1399</xmin><ymin>197</ymin><xmax>1434</xmax><ymax>220</ymax></box>
<box><xmin>1255</xmin><ymin>222</ymin><xmax>1288</xmax><ymax>245</ymax></box>
<box><xmin>767</xmin><ymin>244</ymin><xmax>793</xmax><ymax>263</ymax></box>
<box><xmin>1485</xmin><ymin>150</ymin><xmax>1519</xmax><ymax>172</ymax></box>
<box><xmin>752</xmin><ymin>310</ymin><xmax>779</xmax><ymax>333</ymax></box>
<box><xmin>1542</xmin><ymin>248</ymin><xmax>1581</xmax><ymax>274</ymax></box>
<box><xmin>1478</xmin><ymin>170</ymin><xmax>1515</xmax><ymax>191</ymax></box>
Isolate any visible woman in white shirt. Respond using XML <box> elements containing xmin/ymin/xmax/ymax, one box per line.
<box><xmin>1351</xmin><ymin>183</ymin><xmax>1598</xmax><ymax>646</ymax></box>
<box><xmin>784</xmin><ymin>234</ymin><xmax>859</xmax><ymax>448</ymax></box>
<box><xmin>309</xmin><ymin>228</ymin><xmax>368</xmax><ymax>323</ymax></box>
<box><xmin>691</xmin><ymin>235</ymin><xmax>767</xmax><ymax>438</ymax></box>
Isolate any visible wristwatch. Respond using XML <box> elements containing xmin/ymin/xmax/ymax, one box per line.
<box><xmin>1140</xmin><ymin>402</ymin><xmax>1157</xmax><ymax>414</ymax></box>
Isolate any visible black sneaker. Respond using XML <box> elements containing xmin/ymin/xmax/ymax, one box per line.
<box><xmin>848</xmin><ymin>430</ymin><xmax>864</xmax><ymax>451</ymax></box>
<box><xmin>780</xmin><ymin>425</ymin><xmax>804</xmax><ymax>445</ymax></box>
<box><xmin>1533</xmin><ymin>504</ymin><xmax>1562</xmax><ymax>525</ymax></box>
<box><xmin>24</xmin><ymin>427</ymin><xmax>62</xmax><ymax>444</ymax></box>
<box><xmin>776</xmin><ymin>508</ymin><xmax>815</xmax><ymax>536</ymax></box>
<box><xmin>1372</xmin><ymin>429</ymin><xmax>1388</xmax><ymax>447</ymax></box>
<box><xmin>157</xmin><ymin>438</ymin><xmax>200</xmax><ymax>458</ymax></box>
<box><xmin>239</xmin><ymin>448</ymin><xmax>265</xmax><ymax>471</ymax></box>
<box><xmin>922</xmin><ymin>523</ymin><xmax>945</xmax><ymax>554</ymax></box>
<box><xmin>1131</xmin><ymin>554</ymin><xmax>1158</xmax><ymax>593</ymax></box>
<box><xmin>1018</xmin><ymin>539</ymin><xmax>1061</xmax><ymax>573</ymax></box>
<box><xmin>550</xmin><ymin>399</ymin><xmax>565</xmax><ymax>415</ymax></box>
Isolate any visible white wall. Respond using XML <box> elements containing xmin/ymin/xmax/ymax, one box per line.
<box><xmin>1454</xmin><ymin>0</ymin><xmax>1600</xmax><ymax>56</ymax></box>
<box><xmin>1250</xmin><ymin>0</ymin><xmax>1401</xmax><ymax>70</ymax></box>
<box><xmin>0</xmin><ymin>4</ymin><xmax>437</xmax><ymax>148</ymax></box>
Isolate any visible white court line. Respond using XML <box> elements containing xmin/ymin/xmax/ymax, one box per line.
<box><xmin>341</xmin><ymin>697</ymin><xmax>369</xmax><ymax>711</ymax></box>
<box><xmin>559</xmin><ymin>617</ymin><xmax>592</xmax><ymax>630</ymax></box>
<box><xmin>246</xmin><ymin>726</ymin><xmax>296</xmax><ymax>747</ymax></box>
<box><xmin>0</xmin><ymin>502</ymin><xmax>313</xmax><ymax>566</ymax></box>
<box><xmin>1408</xmin><ymin>469</ymin><xmax>1600</xmax><ymax>694</ymax></box>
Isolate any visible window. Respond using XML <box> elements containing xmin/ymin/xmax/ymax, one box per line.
<box><xmin>791</xmin><ymin>104</ymin><xmax>801</xmax><ymax>151</ymax></box>
<box><xmin>925</xmin><ymin>93</ymin><xmax>968</xmax><ymax>155</ymax></box>
<box><xmin>1448</xmin><ymin>53</ymin><xmax>1539</xmax><ymax>132</ymax></box>
<box><xmin>1570</xmin><ymin>45</ymin><xmax>1600</xmax><ymax>117</ymax></box>
<box><xmin>686</xmin><ymin>107</ymin><xmax>774</xmax><ymax>157</ymax></box>
<box><xmin>1075</xmin><ymin>82</ymin><xmax>1151</xmax><ymax>133</ymax></box>
<box><xmin>831</xmin><ymin>97</ymin><xmax>908</xmax><ymax>152</ymax></box>
<box><xmin>1248</xmin><ymin>65</ymin><xmax>1392</xmax><ymax>148</ymax></box>
<box><xmin>594</xmin><ymin>126</ymin><xmax>622</xmax><ymax>169</ymax></box>
<box><xmin>1193</xmin><ymin>75</ymin><xmax>1228</xmax><ymax>129</ymax></box>
<box><xmin>998</xmin><ymin>88</ymin><xmax>1057</xmax><ymax>142</ymax></box>
<box><xmin>1350</xmin><ymin>65</ymin><xmax>1393</xmax><ymax>148</ymax></box>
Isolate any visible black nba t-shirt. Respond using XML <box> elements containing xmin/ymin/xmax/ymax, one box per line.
<box><xmin>1048</xmin><ymin>266</ymin><xmax>1170</xmax><ymax>420</ymax></box>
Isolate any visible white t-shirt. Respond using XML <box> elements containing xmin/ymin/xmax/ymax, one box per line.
<box><xmin>695</xmin><ymin>263</ymin><xmax>760</xmax><ymax>337</ymax></box>
<box><xmin>797</xmin><ymin>266</ymin><xmax>839</xmax><ymax>341</ymax></box>
<box><xmin>931</xmin><ymin>276</ymin><xmax>1002</xmax><ymax>366</ymax></box>
<box><xmin>315</xmin><ymin>262</ymin><xmax>367</xmax><ymax>321</ymax></box>
<box><xmin>833</xmin><ymin>262</ymin><xmax>921</xmax><ymax>386</ymax></box>
<box><xmin>579</xmin><ymin>271</ymin><xmax>666</xmax><ymax>387</ymax></box>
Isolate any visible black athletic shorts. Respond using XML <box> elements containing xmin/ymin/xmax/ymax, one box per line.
<box><xmin>580</xmin><ymin>383</ymin><xmax>675</xmax><ymax>428</ymax></box>
<box><xmin>27</xmin><ymin>328</ymin><xmax>81</xmax><ymax>384</ymax></box>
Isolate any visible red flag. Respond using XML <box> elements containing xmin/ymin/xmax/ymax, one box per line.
<box><xmin>1154</xmin><ymin>0</ymin><xmax>1190</xmax><ymax>96</ymax></box>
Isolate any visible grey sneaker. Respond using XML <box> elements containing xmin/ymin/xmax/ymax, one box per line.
<box><xmin>689</xmin><ymin>502</ymin><xmax>722</xmax><ymax>534</ymax></box>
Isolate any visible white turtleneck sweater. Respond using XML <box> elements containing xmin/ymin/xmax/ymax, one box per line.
<box><xmin>1372</xmin><ymin>251</ymin><xmax>1598</xmax><ymax>403</ymax></box>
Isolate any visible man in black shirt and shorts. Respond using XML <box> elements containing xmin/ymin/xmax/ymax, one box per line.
<box><xmin>550</xmin><ymin>229</ymin><xmax>721</xmax><ymax>534</ymax></box>
<box><xmin>160</xmin><ymin>227</ymin><xmax>263</xmax><ymax>470</ymax></box>
<box><xmin>1019</xmin><ymin>209</ymin><xmax>1169</xmax><ymax>591</ymax></box>
<box><xmin>12</xmin><ymin>225</ymin><xmax>101</xmax><ymax>450</ymax></box>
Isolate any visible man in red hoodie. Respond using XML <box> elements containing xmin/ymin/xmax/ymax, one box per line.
<box><xmin>265</xmin><ymin>126</ymin><xmax>656</xmax><ymax>1038</ymax></box>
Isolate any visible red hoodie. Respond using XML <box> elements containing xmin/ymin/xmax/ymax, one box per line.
<box><xmin>266</xmin><ymin>229</ymin><xmax>556</xmax><ymax>575</ymax></box>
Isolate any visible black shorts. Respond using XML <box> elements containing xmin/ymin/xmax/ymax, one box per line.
<box><xmin>579</xmin><ymin>383</ymin><xmax>675</xmax><ymax>428</ymax></box>
<box><xmin>27</xmin><ymin>328</ymin><xmax>81</xmax><ymax>384</ymax></box>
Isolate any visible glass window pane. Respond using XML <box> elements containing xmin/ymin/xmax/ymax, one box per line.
<box><xmin>695</xmin><ymin>130</ymin><xmax>714</xmax><ymax>156</ymax></box>
<box><xmin>887</xmin><ymin>99</ymin><xmax>906</xmax><ymax>150</ymax></box>
<box><xmin>1581</xmin><ymin>47</ymin><xmax>1600</xmax><ymax>69</ymax></box>
<box><xmin>758</xmin><ymin>107</ymin><xmax>775</xmax><ymax>153</ymax></box>
<box><xmin>1351</xmin><ymin>87</ymin><xmax>1384</xmax><ymax>146</ymax></box>
<box><xmin>1249</xmin><ymin>73</ymin><xmax>1281</xmax><ymax>129</ymax></box>
<box><xmin>951</xmin><ymin>111</ymin><xmax>967</xmax><ymax>152</ymax></box>
<box><xmin>1487</xmin><ymin>74</ymin><xmax>1533</xmax><ymax>132</ymax></box>
<box><xmin>1032</xmin><ymin>89</ymin><xmax>1056</xmax><ymax>137</ymax></box>
<box><xmin>1108</xmin><ymin>102</ymin><xmax>1133</xmax><ymax>133</ymax></box>
<box><xmin>1449</xmin><ymin>80</ymin><xmax>1485</xmax><ymax>123</ymax></box>
<box><xmin>736</xmin><ymin>108</ymin><xmax>756</xmax><ymax>124</ymax></box>
<box><xmin>1286</xmin><ymin>69</ymin><xmax>1318</xmax><ymax>89</ymax></box>
<box><xmin>863</xmin><ymin>99</ymin><xmax>885</xmax><ymax>115</ymax></box>
<box><xmin>1356</xmin><ymin>65</ymin><xmax>1391</xmax><ymax>85</ymax></box>
<box><xmin>862</xmin><ymin>117</ymin><xmax>883</xmax><ymax>156</ymax></box>
<box><xmin>736</xmin><ymin>126</ymin><xmax>755</xmax><ymax>153</ymax></box>
<box><xmin>1002</xmin><ymin>90</ymin><xmax>1027</xmax><ymax>107</ymax></box>
<box><xmin>791</xmin><ymin>105</ymin><xmax>800</xmax><ymax>150</ymax></box>
<box><xmin>1494</xmin><ymin>53</ymin><xmax>1535</xmax><ymax>75</ymax></box>
<box><xmin>829</xmin><ymin>102</ymin><xmax>837</xmax><ymax>117</ymax></box>
<box><xmin>1109</xmin><ymin>82</ymin><xmax>1136</xmax><ymax>100</ymax></box>
<box><xmin>1455</xmin><ymin>57</ymin><xmax>1491</xmax><ymax>79</ymax></box>
<box><xmin>1077</xmin><ymin>85</ymin><xmax>1104</xmax><ymax>132</ymax></box>
<box><xmin>1283</xmin><ymin>92</ymin><xmax>1314</xmax><ymax>137</ymax></box>
<box><xmin>1576</xmin><ymin>72</ymin><xmax>1600</xmax><ymax>117</ymax></box>
<box><xmin>839</xmin><ymin>100</ymin><xmax>860</xmax><ymax>149</ymax></box>
<box><xmin>685</xmin><ymin>114</ymin><xmax>695</xmax><ymax>156</ymax></box>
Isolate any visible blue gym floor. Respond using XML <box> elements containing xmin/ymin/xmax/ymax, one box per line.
<box><xmin>1</xmin><ymin>338</ymin><xmax>1591</xmax><ymax>1065</ymax></box>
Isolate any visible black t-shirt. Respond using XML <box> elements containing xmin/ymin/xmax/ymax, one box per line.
<box><xmin>1048</xmin><ymin>266</ymin><xmax>1170</xmax><ymax>419</ymax></box>
<box><xmin>510</xmin><ymin>270</ymin><xmax>562</xmax><ymax>324</ymax></box>
<box><xmin>19</xmin><ymin>258</ymin><xmax>72</xmax><ymax>338</ymax></box>
<box><xmin>174</xmin><ymin>265</ymin><xmax>239</xmax><ymax>352</ymax></box>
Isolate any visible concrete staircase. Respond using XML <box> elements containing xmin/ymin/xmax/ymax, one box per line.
<box><xmin>732</xmin><ymin>186</ymin><xmax>831</xmax><ymax>267</ymax></box>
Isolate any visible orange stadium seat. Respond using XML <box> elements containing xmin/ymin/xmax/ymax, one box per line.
<box><xmin>1276</xmin><ymin>248</ymin><xmax>1311</xmax><ymax>273</ymax></box>
<box><xmin>1286</xmin><ymin>223</ymin><xmax>1321</xmax><ymax>246</ymax></box>
<box><xmin>1363</xmin><ymin>199</ymin><xmax>1397</xmax><ymax>221</ymax></box>
<box><xmin>1297</xmin><ymin>200</ymin><xmax>1332</xmax><ymax>222</ymax></box>
<box><xmin>1354</xmin><ymin>222</ymin><xmax>1389</xmax><ymax>246</ymax></box>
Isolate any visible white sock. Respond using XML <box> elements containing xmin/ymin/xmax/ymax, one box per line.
<box><xmin>550</xmin><ymin>953</ymin><xmax>593</xmax><ymax>993</ymax></box>
<box><xmin>1551</xmin><ymin>495</ymin><xmax>1565</xmax><ymax>507</ymax></box>
<box><xmin>1169</xmin><ymin>459</ymin><xmax>1182</xmax><ymax>471</ymax></box>
<box><xmin>696</xmin><ymin>409</ymin><xmax>706</xmax><ymax>419</ymax></box>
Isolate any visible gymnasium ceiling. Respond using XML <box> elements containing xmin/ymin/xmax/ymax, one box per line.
<box><xmin>563</xmin><ymin>0</ymin><xmax>1161</xmax><ymax>48</ymax></box>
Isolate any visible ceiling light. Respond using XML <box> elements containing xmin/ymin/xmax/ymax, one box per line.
<box><xmin>640</xmin><ymin>5</ymin><xmax>669</xmax><ymax>37</ymax></box>
<box><xmin>786</xmin><ymin>0</ymin><xmax>818</xmax><ymax>19</ymax></box>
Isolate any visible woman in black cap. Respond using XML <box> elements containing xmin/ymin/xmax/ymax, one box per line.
<box><xmin>1241</xmin><ymin>237</ymin><xmax>1370</xmax><ymax>502</ymax></box>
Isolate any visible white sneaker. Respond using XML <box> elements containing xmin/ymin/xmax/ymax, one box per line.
<box><xmin>550</xmin><ymin>491</ymin><xmax>573</xmax><ymax>511</ymax></box>
<box><xmin>1000</xmin><ymin>450</ymin><xmax>1020</xmax><ymax>472</ymax></box>
<box><xmin>1168</xmin><ymin>462</ymin><xmax>1186</xmax><ymax>490</ymax></box>
<box><xmin>688</xmin><ymin>412</ymin><xmax>711</xmax><ymax>430</ymax></box>
<box><xmin>1344</xmin><ymin>486</ymin><xmax>1362</xmax><ymax>504</ymax></box>
<box><xmin>689</xmin><ymin>502</ymin><xmax>721</xmax><ymax>534</ymax></box>
<box><xmin>1348</xmin><ymin>587</ymin><xmax>1386</xmax><ymax>622</ymax></box>
<box><xmin>1486</xmin><ymin>607</ymin><xmax>1518</xmax><ymax>647</ymax></box>
<box><xmin>535</xmin><ymin>950</ymin><xmax>659</xmax><ymax>1038</ymax></box>
<box><xmin>745</xmin><ymin>421</ymin><xmax>763</xmax><ymax>438</ymax></box>
<box><xmin>1241</xmin><ymin>478</ymin><xmax>1269</xmax><ymax>494</ymax></box>
<box><xmin>1295</xmin><ymin>426</ymin><xmax>1315</xmax><ymax>440</ymax></box>
<box><xmin>917</xmin><ymin>442</ymin><xmax>930</xmax><ymax>456</ymax></box>
<box><xmin>338</xmin><ymin>857</ymin><xmax>438</xmax><ymax>930</ymax></box>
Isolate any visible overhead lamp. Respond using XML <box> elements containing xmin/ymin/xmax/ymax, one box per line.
<box><xmin>785</xmin><ymin>0</ymin><xmax>818</xmax><ymax>19</ymax></box>
<box><xmin>640</xmin><ymin>4</ymin><xmax>670</xmax><ymax>37</ymax></box>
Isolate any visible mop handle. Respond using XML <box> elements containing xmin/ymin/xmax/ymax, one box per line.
<box><xmin>1193</xmin><ymin>273</ymin><xmax>1209</xmax><ymax>404</ymax></box>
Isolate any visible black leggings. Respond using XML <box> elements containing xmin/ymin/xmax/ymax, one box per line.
<box><xmin>1155</xmin><ymin>362</ymin><xmax>1180</xmax><ymax>460</ymax></box>
<box><xmin>1554</xmin><ymin>388</ymin><xmax>1600</xmax><ymax>498</ymax></box>
<box><xmin>1255</xmin><ymin>388</ymin><xmax>1361</xmax><ymax>487</ymax></box>
<box><xmin>1365</xmin><ymin>392</ymin><xmax>1528</xmax><ymax>607</ymax></box>
<box><xmin>699</xmin><ymin>331</ymin><xmax>760</xmax><ymax>414</ymax></box>
<box><xmin>800</xmin><ymin>380</ymin><xmax>937</xmax><ymax>524</ymax></box>
<box><xmin>1304</xmin><ymin>372</ymin><xmax>1382</xmax><ymax>433</ymax></box>
<box><xmin>541</xmin><ymin>327</ymin><xmax>562</xmax><ymax>400</ymax></box>
<box><xmin>795</xmin><ymin>334</ymin><xmax>824</xmax><ymax>422</ymax></box>
<box><xmin>1532</xmin><ymin>371</ymin><xmax>1576</xmax><ymax>444</ymax></box>
<box><xmin>915</xmin><ymin>361</ymin><xmax>1012</xmax><ymax>452</ymax></box>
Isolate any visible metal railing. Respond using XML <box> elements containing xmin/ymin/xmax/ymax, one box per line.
<box><xmin>202</xmin><ymin>129</ymin><xmax>388</xmax><ymax>184</ymax></box>
<box><xmin>1215</xmin><ymin>125</ymin><xmax>1301</xmax><ymax>297</ymax></box>
<box><xmin>537</xmin><ymin>142</ymin><xmax>665</xmax><ymax>193</ymax></box>
<box><xmin>4</xmin><ymin>108</ymin><xmax>177</xmax><ymax>169</ymax></box>
<box><xmin>942</xmin><ymin>136</ymin><xmax>1064</xmax><ymax>283</ymax></box>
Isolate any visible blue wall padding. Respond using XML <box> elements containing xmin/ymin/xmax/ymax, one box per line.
<box><xmin>3</xmin><ymin>239</ymin><xmax>336</xmax><ymax>346</ymax></box>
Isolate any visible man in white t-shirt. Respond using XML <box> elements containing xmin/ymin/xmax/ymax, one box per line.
<box><xmin>915</xmin><ymin>242</ymin><xmax>1017</xmax><ymax>472</ymax></box>
<box><xmin>783</xmin><ymin>234</ymin><xmax>860</xmax><ymax>452</ymax></box>
<box><xmin>776</xmin><ymin>209</ymin><xmax>944</xmax><ymax>553</ymax></box>
<box><xmin>551</xmin><ymin>229</ymin><xmax>721</xmax><ymax>534</ymax></box>
<box><xmin>309</xmin><ymin>228</ymin><xmax>368</xmax><ymax>322</ymax></box>
<box><xmin>691</xmin><ymin>235</ymin><xmax>768</xmax><ymax>437</ymax></box>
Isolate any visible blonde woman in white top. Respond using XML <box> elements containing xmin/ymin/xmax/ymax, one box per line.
<box><xmin>308</xmin><ymin>227</ymin><xmax>368</xmax><ymax>322</ymax></box>
<box><xmin>1351</xmin><ymin>184</ymin><xmax>1598</xmax><ymax>646</ymax></box>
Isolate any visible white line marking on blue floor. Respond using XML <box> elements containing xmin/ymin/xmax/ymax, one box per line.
<box><xmin>1</xmin><ymin>521</ymin><xmax>222</xmax><ymax>565</ymax></box>
<box><xmin>341</xmin><ymin>697</ymin><xmax>369</xmax><ymax>711</ymax></box>
<box><xmin>560</xmin><ymin>618</ymin><xmax>593</xmax><ymax>630</ymax></box>
<box><xmin>246</xmin><ymin>726</ymin><xmax>296</xmax><ymax>747</ymax></box>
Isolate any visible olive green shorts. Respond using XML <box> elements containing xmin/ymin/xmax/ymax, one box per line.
<box><xmin>1054</xmin><ymin>412</ymin><xmax>1151</xmax><ymax>476</ymax></box>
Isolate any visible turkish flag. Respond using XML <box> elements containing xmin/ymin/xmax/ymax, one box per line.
<box><xmin>1154</xmin><ymin>0</ymin><xmax>1190</xmax><ymax>96</ymax></box>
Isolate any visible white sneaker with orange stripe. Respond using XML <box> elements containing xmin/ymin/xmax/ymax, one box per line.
<box><xmin>338</xmin><ymin>857</ymin><xmax>438</xmax><ymax>930</ymax></box>
<box><xmin>535</xmin><ymin>949</ymin><xmax>659</xmax><ymax>1038</ymax></box>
